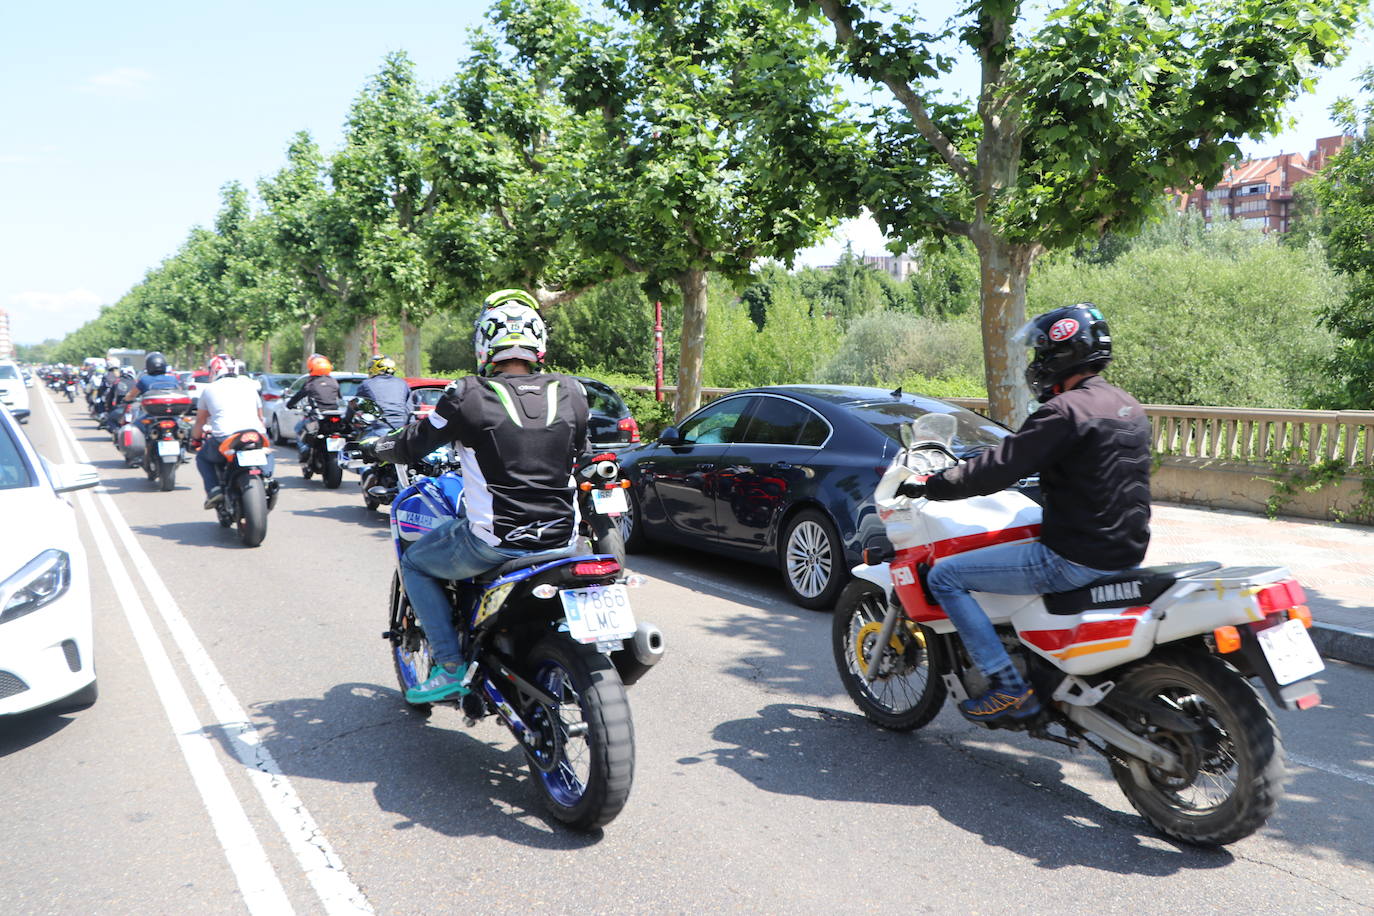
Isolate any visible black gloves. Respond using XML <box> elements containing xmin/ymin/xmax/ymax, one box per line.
<box><xmin>897</xmin><ymin>479</ymin><xmax>927</xmax><ymax>499</ymax></box>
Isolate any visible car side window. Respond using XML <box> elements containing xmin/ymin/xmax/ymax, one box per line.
<box><xmin>0</xmin><ymin>425</ymin><xmax>33</xmax><ymax>490</ymax></box>
<box><xmin>736</xmin><ymin>397</ymin><xmax>827</xmax><ymax>446</ymax></box>
<box><xmin>677</xmin><ymin>397</ymin><xmax>752</xmax><ymax>445</ymax></box>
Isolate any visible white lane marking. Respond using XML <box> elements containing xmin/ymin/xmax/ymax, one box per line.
<box><xmin>40</xmin><ymin>389</ymin><xmax>294</xmax><ymax>914</ymax></box>
<box><xmin>43</xmin><ymin>389</ymin><xmax>373</xmax><ymax>915</ymax></box>
<box><xmin>1290</xmin><ymin>754</ymin><xmax>1374</xmax><ymax>789</ymax></box>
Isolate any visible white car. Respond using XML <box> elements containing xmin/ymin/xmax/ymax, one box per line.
<box><xmin>0</xmin><ymin>405</ymin><xmax>100</xmax><ymax>715</ymax></box>
<box><xmin>0</xmin><ymin>359</ymin><xmax>31</xmax><ymax>423</ymax></box>
<box><xmin>269</xmin><ymin>372</ymin><xmax>367</xmax><ymax>443</ymax></box>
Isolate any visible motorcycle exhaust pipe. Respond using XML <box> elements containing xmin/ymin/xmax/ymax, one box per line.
<box><xmin>612</xmin><ymin>621</ymin><xmax>665</xmax><ymax>686</ymax></box>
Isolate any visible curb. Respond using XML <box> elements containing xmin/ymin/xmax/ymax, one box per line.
<box><xmin>1311</xmin><ymin>623</ymin><xmax>1374</xmax><ymax>670</ymax></box>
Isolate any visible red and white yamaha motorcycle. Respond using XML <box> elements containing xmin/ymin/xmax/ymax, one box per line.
<box><xmin>832</xmin><ymin>414</ymin><xmax>1326</xmax><ymax>845</ymax></box>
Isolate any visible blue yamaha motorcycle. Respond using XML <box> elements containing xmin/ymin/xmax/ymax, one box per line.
<box><xmin>384</xmin><ymin>456</ymin><xmax>665</xmax><ymax>830</ymax></box>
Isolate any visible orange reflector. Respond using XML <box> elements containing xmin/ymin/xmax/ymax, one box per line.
<box><xmin>619</xmin><ymin>479</ymin><xmax>631</xmax><ymax>488</ymax></box>
<box><xmin>579</xmin><ymin>482</ymin><xmax>593</xmax><ymax>491</ymax></box>
<box><xmin>1288</xmin><ymin>605</ymin><xmax>1313</xmax><ymax>628</ymax></box>
<box><xmin>1213</xmin><ymin>626</ymin><xmax>1242</xmax><ymax>653</ymax></box>
<box><xmin>1297</xmin><ymin>692</ymin><xmax>1321</xmax><ymax>710</ymax></box>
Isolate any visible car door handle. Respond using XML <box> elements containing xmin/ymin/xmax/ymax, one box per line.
<box><xmin>770</xmin><ymin>461</ymin><xmax>794</xmax><ymax>470</ymax></box>
<box><xmin>696</xmin><ymin>463</ymin><xmax>716</xmax><ymax>471</ymax></box>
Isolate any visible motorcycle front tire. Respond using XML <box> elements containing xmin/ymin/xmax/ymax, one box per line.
<box><xmin>1107</xmin><ymin>650</ymin><xmax>1284</xmax><ymax>846</ymax></box>
<box><xmin>524</xmin><ymin>636</ymin><xmax>635</xmax><ymax>831</ymax></box>
<box><xmin>236</xmin><ymin>477</ymin><xmax>268</xmax><ymax>547</ymax></box>
<box><xmin>387</xmin><ymin>572</ymin><xmax>433</xmax><ymax>717</ymax></box>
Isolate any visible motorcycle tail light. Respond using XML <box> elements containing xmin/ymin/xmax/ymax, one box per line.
<box><xmin>1257</xmin><ymin>580</ymin><xmax>1305</xmax><ymax>614</ymax></box>
<box><xmin>618</xmin><ymin>417</ymin><xmax>640</xmax><ymax>443</ymax></box>
<box><xmin>573</xmin><ymin>560</ymin><xmax>620</xmax><ymax>577</ymax></box>
<box><xmin>1213</xmin><ymin>626</ymin><xmax>1241</xmax><ymax>654</ymax></box>
<box><xmin>1288</xmin><ymin>605</ymin><xmax>1313</xmax><ymax>628</ymax></box>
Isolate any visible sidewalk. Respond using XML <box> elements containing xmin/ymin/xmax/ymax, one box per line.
<box><xmin>1148</xmin><ymin>502</ymin><xmax>1374</xmax><ymax>668</ymax></box>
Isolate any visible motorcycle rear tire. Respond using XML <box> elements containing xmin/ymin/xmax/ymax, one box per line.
<box><xmin>322</xmin><ymin>451</ymin><xmax>343</xmax><ymax>489</ymax></box>
<box><xmin>832</xmin><ymin>579</ymin><xmax>947</xmax><ymax>731</ymax></box>
<box><xmin>1107</xmin><ymin>651</ymin><xmax>1284</xmax><ymax>846</ymax></box>
<box><xmin>587</xmin><ymin>511</ymin><xmax>627</xmax><ymax>567</ymax></box>
<box><xmin>387</xmin><ymin>572</ymin><xmax>433</xmax><ymax>717</ymax></box>
<box><xmin>158</xmin><ymin>460</ymin><xmax>177</xmax><ymax>492</ymax></box>
<box><xmin>525</xmin><ymin>636</ymin><xmax>634</xmax><ymax>831</ymax></box>
<box><xmin>237</xmin><ymin>477</ymin><xmax>268</xmax><ymax>547</ymax></box>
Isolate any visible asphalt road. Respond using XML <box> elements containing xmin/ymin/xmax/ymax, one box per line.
<box><xmin>3</xmin><ymin>387</ymin><xmax>1373</xmax><ymax>915</ymax></box>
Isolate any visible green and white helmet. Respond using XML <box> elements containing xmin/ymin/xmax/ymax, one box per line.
<box><xmin>473</xmin><ymin>289</ymin><xmax>547</xmax><ymax>375</ymax></box>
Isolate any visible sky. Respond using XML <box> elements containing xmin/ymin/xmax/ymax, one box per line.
<box><xmin>2</xmin><ymin>1</ymin><xmax>1370</xmax><ymax>346</ymax></box>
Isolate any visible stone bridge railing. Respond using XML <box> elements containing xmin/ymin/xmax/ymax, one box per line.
<box><xmin>636</xmin><ymin>386</ymin><xmax>1374</xmax><ymax>523</ymax></box>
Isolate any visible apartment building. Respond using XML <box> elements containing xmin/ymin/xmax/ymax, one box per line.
<box><xmin>0</xmin><ymin>309</ymin><xmax>12</xmax><ymax>360</ymax></box>
<box><xmin>1173</xmin><ymin>135</ymin><xmax>1351</xmax><ymax>234</ymax></box>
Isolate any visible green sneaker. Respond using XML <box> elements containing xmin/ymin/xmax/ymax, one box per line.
<box><xmin>405</xmin><ymin>663</ymin><xmax>470</xmax><ymax>703</ymax></box>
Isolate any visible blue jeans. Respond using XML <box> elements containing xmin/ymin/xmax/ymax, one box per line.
<box><xmin>295</xmin><ymin>419</ymin><xmax>310</xmax><ymax>460</ymax></box>
<box><xmin>196</xmin><ymin>435</ymin><xmax>277</xmax><ymax>496</ymax></box>
<box><xmin>925</xmin><ymin>541</ymin><xmax>1114</xmax><ymax>680</ymax></box>
<box><xmin>400</xmin><ymin>515</ymin><xmax>532</xmax><ymax>667</ymax></box>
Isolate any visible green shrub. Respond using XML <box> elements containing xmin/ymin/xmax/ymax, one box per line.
<box><xmin>816</xmin><ymin>311</ymin><xmax>984</xmax><ymax>388</ymax></box>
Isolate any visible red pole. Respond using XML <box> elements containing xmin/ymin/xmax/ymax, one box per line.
<box><xmin>370</xmin><ymin>318</ymin><xmax>378</xmax><ymax>356</ymax></box>
<box><xmin>653</xmin><ymin>300</ymin><xmax>664</xmax><ymax>402</ymax></box>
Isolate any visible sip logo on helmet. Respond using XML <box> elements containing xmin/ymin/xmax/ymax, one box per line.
<box><xmin>1049</xmin><ymin>318</ymin><xmax>1080</xmax><ymax>342</ymax></box>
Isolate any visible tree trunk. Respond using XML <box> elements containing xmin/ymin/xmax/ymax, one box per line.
<box><xmin>261</xmin><ymin>338</ymin><xmax>272</xmax><ymax>373</ymax></box>
<box><xmin>301</xmin><ymin>317</ymin><xmax>320</xmax><ymax>371</ymax></box>
<box><xmin>974</xmin><ymin>237</ymin><xmax>1038</xmax><ymax>427</ymax></box>
<box><xmin>342</xmin><ymin>318</ymin><xmax>369</xmax><ymax>372</ymax></box>
<box><xmin>674</xmin><ymin>268</ymin><xmax>709</xmax><ymax>421</ymax></box>
<box><xmin>401</xmin><ymin>313</ymin><xmax>423</xmax><ymax>377</ymax></box>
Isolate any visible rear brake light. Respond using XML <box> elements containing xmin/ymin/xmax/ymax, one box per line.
<box><xmin>618</xmin><ymin>416</ymin><xmax>640</xmax><ymax>442</ymax></box>
<box><xmin>262</xmin><ymin>393</ymin><xmax>280</xmax><ymax>401</ymax></box>
<box><xmin>240</xmin><ymin>432</ymin><xmax>260</xmax><ymax>444</ymax></box>
<box><xmin>573</xmin><ymin>560</ymin><xmax>621</xmax><ymax>577</ymax></box>
<box><xmin>1257</xmin><ymin>580</ymin><xmax>1306</xmax><ymax>614</ymax></box>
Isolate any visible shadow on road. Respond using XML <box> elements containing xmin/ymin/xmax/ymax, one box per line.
<box><xmin>240</xmin><ymin>682</ymin><xmax>607</xmax><ymax>848</ymax></box>
<box><xmin>0</xmin><ymin>710</ymin><xmax>75</xmax><ymax>758</ymax></box>
<box><xmin>130</xmin><ymin>520</ymin><xmax>255</xmax><ymax>548</ymax></box>
<box><xmin>287</xmin><ymin>503</ymin><xmax>392</xmax><ymax>530</ymax></box>
<box><xmin>689</xmin><ymin>702</ymin><xmax>1236</xmax><ymax>876</ymax></box>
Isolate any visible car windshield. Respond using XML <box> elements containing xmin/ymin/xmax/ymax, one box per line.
<box><xmin>410</xmin><ymin>387</ymin><xmax>445</xmax><ymax>407</ymax></box>
<box><xmin>580</xmin><ymin>381</ymin><xmax>626</xmax><ymax>417</ymax></box>
<box><xmin>0</xmin><ymin>423</ymin><xmax>34</xmax><ymax>490</ymax></box>
<box><xmin>850</xmin><ymin>399</ymin><xmax>1008</xmax><ymax>454</ymax></box>
<box><xmin>0</xmin><ymin>365</ymin><xmax>19</xmax><ymax>380</ymax></box>
<box><xmin>338</xmin><ymin>379</ymin><xmax>363</xmax><ymax>398</ymax></box>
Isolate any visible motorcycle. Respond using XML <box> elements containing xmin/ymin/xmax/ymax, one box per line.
<box><xmin>577</xmin><ymin>451</ymin><xmax>631</xmax><ymax>567</ymax></box>
<box><xmin>383</xmin><ymin>454</ymin><xmax>664</xmax><ymax>830</ymax></box>
<box><xmin>64</xmin><ymin>379</ymin><xmax>77</xmax><ymax>402</ymax></box>
<box><xmin>341</xmin><ymin>400</ymin><xmax>400</xmax><ymax>511</ymax></box>
<box><xmin>121</xmin><ymin>391</ymin><xmax>194</xmax><ymax>491</ymax></box>
<box><xmin>832</xmin><ymin>413</ymin><xmax>1325</xmax><ymax>846</ymax></box>
<box><xmin>205</xmin><ymin>430</ymin><xmax>280</xmax><ymax>547</ymax></box>
<box><xmin>299</xmin><ymin>405</ymin><xmax>347</xmax><ymax>489</ymax></box>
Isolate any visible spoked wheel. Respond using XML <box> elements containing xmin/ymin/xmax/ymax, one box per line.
<box><xmin>831</xmin><ymin>580</ymin><xmax>947</xmax><ymax>730</ymax></box>
<box><xmin>387</xmin><ymin>572</ymin><xmax>432</xmax><ymax>717</ymax></box>
<box><xmin>781</xmin><ymin>509</ymin><xmax>846</xmax><ymax>610</ymax></box>
<box><xmin>236</xmin><ymin>477</ymin><xmax>268</xmax><ymax>547</ymax></box>
<box><xmin>524</xmin><ymin>636</ymin><xmax>634</xmax><ymax>830</ymax></box>
<box><xmin>1107</xmin><ymin>652</ymin><xmax>1285</xmax><ymax>846</ymax></box>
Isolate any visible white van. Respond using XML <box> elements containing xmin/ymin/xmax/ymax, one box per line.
<box><xmin>0</xmin><ymin>360</ymin><xmax>30</xmax><ymax>422</ymax></box>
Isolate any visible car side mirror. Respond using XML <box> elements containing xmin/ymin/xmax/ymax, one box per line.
<box><xmin>659</xmin><ymin>426</ymin><xmax>682</xmax><ymax>445</ymax></box>
<box><xmin>51</xmin><ymin>462</ymin><xmax>100</xmax><ymax>494</ymax></box>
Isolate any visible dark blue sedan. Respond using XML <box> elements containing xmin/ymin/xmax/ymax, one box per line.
<box><xmin>616</xmin><ymin>385</ymin><xmax>1015</xmax><ymax>609</ymax></box>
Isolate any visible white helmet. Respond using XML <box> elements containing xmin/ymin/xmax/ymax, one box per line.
<box><xmin>106</xmin><ymin>357</ymin><xmax>120</xmax><ymax>369</ymax></box>
<box><xmin>473</xmin><ymin>289</ymin><xmax>547</xmax><ymax>376</ymax></box>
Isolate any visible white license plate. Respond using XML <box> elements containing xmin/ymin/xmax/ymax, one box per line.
<box><xmin>1257</xmin><ymin>618</ymin><xmax>1325</xmax><ymax>685</ymax></box>
<box><xmin>591</xmin><ymin>487</ymin><xmax>628</xmax><ymax>514</ymax></box>
<box><xmin>559</xmin><ymin>584</ymin><xmax>636</xmax><ymax>644</ymax></box>
<box><xmin>158</xmin><ymin>439</ymin><xmax>181</xmax><ymax>459</ymax></box>
<box><xmin>326</xmin><ymin>436</ymin><xmax>345</xmax><ymax>452</ymax></box>
<box><xmin>237</xmin><ymin>449</ymin><xmax>269</xmax><ymax>467</ymax></box>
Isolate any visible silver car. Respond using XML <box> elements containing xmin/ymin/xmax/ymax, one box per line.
<box><xmin>267</xmin><ymin>372</ymin><xmax>367</xmax><ymax>444</ymax></box>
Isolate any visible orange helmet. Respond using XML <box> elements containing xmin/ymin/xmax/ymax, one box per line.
<box><xmin>307</xmin><ymin>355</ymin><xmax>333</xmax><ymax>376</ymax></box>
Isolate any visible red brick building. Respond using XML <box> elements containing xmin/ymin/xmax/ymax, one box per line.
<box><xmin>1174</xmin><ymin>135</ymin><xmax>1351</xmax><ymax>234</ymax></box>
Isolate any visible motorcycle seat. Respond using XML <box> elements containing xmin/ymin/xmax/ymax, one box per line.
<box><xmin>475</xmin><ymin>544</ymin><xmax>584</xmax><ymax>583</ymax></box>
<box><xmin>1043</xmin><ymin>562</ymin><xmax>1222</xmax><ymax>615</ymax></box>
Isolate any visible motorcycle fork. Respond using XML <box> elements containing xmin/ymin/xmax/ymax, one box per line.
<box><xmin>862</xmin><ymin>603</ymin><xmax>904</xmax><ymax>684</ymax></box>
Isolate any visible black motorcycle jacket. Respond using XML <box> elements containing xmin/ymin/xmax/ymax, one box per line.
<box><xmin>287</xmin><ymin>375</ymin><xmax>341</xmax><ymax>411</ymax></box>
<box><xmin>385</xmin><ymin>372</ymin><xmax>590</xmax><ymax>551</ymax></box>
<box><xmin>923</xmin><ymin>375</ymin><xmax>1152</xmax><ymax>571</ymax></box>
<box><xmin>350</xmin><ymin>374</ymin><xmax>412</xmax><ymax>429</ymax></box>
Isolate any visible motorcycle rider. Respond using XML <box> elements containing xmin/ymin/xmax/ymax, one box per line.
<box><xmin>124</xmin><ymin>351</ymin><xmax>181</xmax><ymax>401</ymax></box>
<box><xmin>908</xmin><ymin>303</ymin><xmax>1152</xmax><ymax>724</ymax></box>
<box><xmin>94</xmin><ymin>357</ymin><xmax>120</xmax><ymax>415</ymax></box>
<box><xmin>190</xmin><ymin>357</ymin><xmax>274</xmax><ymax>509</ymax></box>
<box><xmin>370</xmin><ymin>289</ymin><xmax>590</xmax><ymax>704</ymax></box>
<box><xmin>287</xmin><ymin>355</ymin><xmax>341</xmax><ymax>463</ymax></box>
<box><xmin>103</xmin><ymin>367</ymin><xmax>138</xmax><ymax>432</ymax></box>
<box><xmin>346</xmin><ymin>355</ymin><xmax>412</xmax><ymax>431</ymax></box>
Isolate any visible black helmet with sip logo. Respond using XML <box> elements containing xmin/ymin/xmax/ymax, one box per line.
<box><xmin>1015</xmin><ymin>303</ymin><xmax>1112</xmax><ymax>403</ymax></box>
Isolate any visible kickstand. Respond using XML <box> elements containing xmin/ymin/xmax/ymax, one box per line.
<box><xmin>1030</xmin><ymin>723</ymin><xmax>1080</xmax><ymax>750</ymax></box>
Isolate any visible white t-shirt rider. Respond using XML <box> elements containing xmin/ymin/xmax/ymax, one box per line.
<box><xmin>199</xmin><ymin>375</ymin><xmax>266</xmax><ymax>439</ymax></box>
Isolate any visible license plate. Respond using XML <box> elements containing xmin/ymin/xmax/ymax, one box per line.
<box><xmin>591</xmin><ymin>487</ymin><xmax>628</xmax><ymax>514</ymax></box>
<box><xmin>237</xmin><ymin>449</ymin><xmax>269</xmax><ymax>467</ymax></box>
<box><xmin>158</xmin><ymin>439</ymin><xmax>181</xmax><ymax>459</ymax></box>
<box><xmin>326</xmin><ymin>437</ymin><xmax>345</xmax><ymax>452</ymax></box>
<box><xmin>1257</xmin><ymin>618</ymin><xmax>1325</xmax><ymax>685</ymax></box>
<box><xmin>559</xmin><ymin>584</ymin><xmax>636</xmax><ymax>644</ymax></box>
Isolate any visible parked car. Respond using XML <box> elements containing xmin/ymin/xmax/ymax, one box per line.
<box><xmin>0</xmin><ymin>404</ymin><xmax>100</xmax><ymax>715</ymax></box>
<box><xmin>616</xmin><ymin>385</ymin><xmax>1024</xmax><ymax>609</ymax></box>
<box><xmin>578</xmin><ymin>377</ymin><xmax>640</xmax><ymax>448</ymax></box>
<box><xmin>404</xmin><ymin>377</ymin><xmax>452</xmax><ymax>420</ymax></box>
<box><xmin>255</xmin><ymin>373</ymin><xmax>304</xmax><ymax>440</ymax></box>
<box><xmin>0</xmin><ymin>360</ymin><xmax>31</xmax><ymax>423</ymax></box>
<box><xmin>174</xmin><ymin>369</ymin><xmax>212</xmax><ymax>407</ymax></box>
<box><xmin>269</xmin><ymin>372</ymin><xmax>367</xmax><ymax>443</ymax></box>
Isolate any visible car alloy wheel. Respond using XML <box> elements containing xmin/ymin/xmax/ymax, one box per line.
<box><xmin>782</xmin><ymin>509</ymin><xmax>845</xmax><ymax>610</ymax></box>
